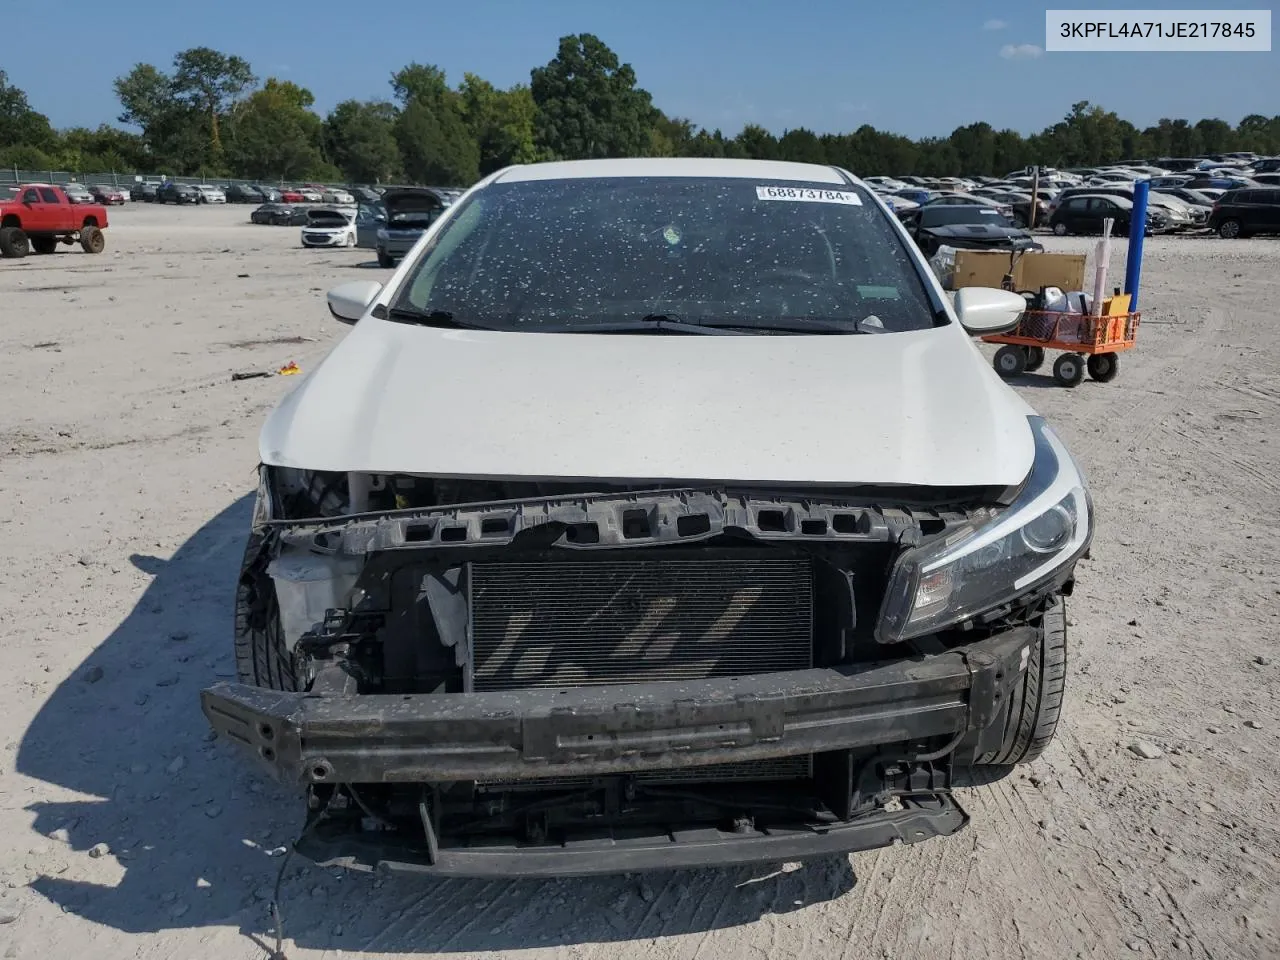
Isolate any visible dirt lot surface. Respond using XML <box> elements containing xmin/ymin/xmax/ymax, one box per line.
<box><xmin>0</xmin><ymin>203</ymin><xmax>1277</xmax><ymax>960</ymax></box>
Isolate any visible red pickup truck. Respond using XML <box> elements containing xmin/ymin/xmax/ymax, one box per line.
<box><xmin>0</xmin><ymin>183</ymin><xmax>109</xmax><ymax>259</ymax></box>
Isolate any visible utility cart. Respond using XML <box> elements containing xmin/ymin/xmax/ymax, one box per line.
<box><xmin>983</xmin><ymin>309</ymin><xmax>1141</xmax><ymax>387</ymax></box>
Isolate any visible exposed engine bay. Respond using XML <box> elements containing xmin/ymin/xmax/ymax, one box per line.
<box><xmin>203</xmin><ymin>466</ymin><xmax>1057</xmax><ymax>873</ymax></box>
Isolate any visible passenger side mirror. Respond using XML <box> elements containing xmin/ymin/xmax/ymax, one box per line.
<box><xmin>954</xmin><ymin>287</ymin><xmax>1026</xmax><ymax>335</ymax></box>
<box><xmin>327</xmin><ymin>280</ymin><xmax>382</xmax><ymax>325</ymax></box>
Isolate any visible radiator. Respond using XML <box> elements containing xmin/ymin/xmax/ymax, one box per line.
<box><xmin>469</xmin><ymin>557</ymin><xmax>813</xmax><ymax>692</ymax></box>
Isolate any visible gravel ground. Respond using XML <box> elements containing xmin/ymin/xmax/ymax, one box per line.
<box><xmin>0</xmin><ymin>203</ymin><xmax>1277</xmax><ymax>960</ymax></box>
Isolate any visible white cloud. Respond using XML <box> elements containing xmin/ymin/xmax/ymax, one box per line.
<box><xmin>983</xmin><ymin>18</ymin><xmax>1008</xmax><ymax>30</ymax></box>
<box><xmin>999</xmin><ymin>43</ymin><xmax>1044</xmax><ymax>59</ymax></box>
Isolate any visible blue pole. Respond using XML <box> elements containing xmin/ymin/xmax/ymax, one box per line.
<box><xmin>1123</xmin><ymin>179</ymin><xmax>1149</xmax><ymax>311</ymax></box>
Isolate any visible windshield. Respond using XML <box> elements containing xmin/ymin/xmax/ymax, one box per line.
<box><xmin>392</xmin><ymin>176</ymin><xmax>938</xmax><ymax>335</ymax></box>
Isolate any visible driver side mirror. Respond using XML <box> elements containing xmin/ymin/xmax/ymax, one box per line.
<box><xmin>954</xmin><ymin>287</ymin><xmax>1026</xmax><ymax>335</ymax></box>
<box><xmin>327</xmin><ymin>280</ymin><xmax>382</xmax><ymax>325</ymax></box>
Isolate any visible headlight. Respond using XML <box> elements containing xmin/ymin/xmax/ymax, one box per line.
<box><xmin>376</xmin><ymin>228</ymin><xmax>388</xmax><ymax>240</ymax></box>
<box><xmin>877</xmin><ymin>417</ymin><xmax>1092</xmax><ymax>644</ymax></box>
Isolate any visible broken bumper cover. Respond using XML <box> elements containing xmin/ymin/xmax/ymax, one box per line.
<box><xmin>203</xmin><ymin>629</ymin><xmax>1032</xmax><ymax>786</ymax></box>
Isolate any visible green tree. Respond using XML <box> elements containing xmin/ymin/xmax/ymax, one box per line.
<box><xmin>948</xmin><ymin>122</ymin><xmax>996</xmax><ymax>175</ymax></box>
<box><xmin>0</xmin><ymin>71</ymin><xmax>56</xmax><ymax>151</ymax></box>
<box><xmin>389</xmin><ymin>62</ymin><xmax>479</xmax><ymax>185</ymax></box>
<box><xmin>171</xmin><ymin>47</ymin><xmax>255</xmax><ymax>157</ymax></box>
<box><xmin>1168</xmin><ymin>119</ymin><xmax>1203</xmax><ymax>157</ymax></box>
<box><xmin>395</xmin><ymin>98</ymin><xmax>480</xmax><ymax>185</ymax></box>
<box><xmin>224</xmin><ymin>78</ymin><xmax>327</xmax><ymax>180</ymax></box>
<box><xmin>114</xmin><ymin>51</ymin><xmax>252</xmax><ymax>174</ymax></box>
<box><xmin>459</xmin><ymin>74</ymin><xmax>538</xmax><ymax>174</ymax></box>
<box><xmin>56</xmin><ymin>125</ymin><xmax>151</xmax><ymax>173</ymax></box>
<box><xmin>734</xmin><ymin>124</ymin><xmax>779</xmax><ymax>160</ymax></box>
<box><xmin>681</xmin><ymin>128</ymin><xmax>731</xmax><ymax>158</ymax></box>
<box><xmin>530</xmin><ymin>34</ymin><xmax>658</xmax><ymax>159</ymax></box>
<box><xmin>0</xmin><ymin>144</ymin><xmax>54</xmax><ymax>170</ymax></box>
<box><xmin>325</xmin><ymin>100</ymin><xmax>402</xmax><ymax>183</ymax></box>
<box><xmin>646</xmin><ymin>115</ymin><xmax>696</xmax><ymax>157</ymax></box>
<box><xmin>777</xmin><ymin>128</ymin><xmax>826</xmax><ymax>164</ymax></box>
<box><xmin>392</xmin><ymin>63</ymin><xmax>451</xmax><ymax>106</ymax></box>
<box><xmin>1194</xmin><ymin>118</ymin><xmax>1234</xmax><ymax>154</ymax></box>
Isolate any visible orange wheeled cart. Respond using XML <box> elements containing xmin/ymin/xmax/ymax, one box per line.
<box><xmin>983</xmin><ymin>309</ymin><xmax>1140</xmax><ymax>388</ymax></box>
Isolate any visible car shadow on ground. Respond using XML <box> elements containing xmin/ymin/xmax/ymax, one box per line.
<box><xmin>343</xmin><ymin>259</ymin><xmax>390</xmax><ymax>270</ymax></box>
<box><xmin>16</xmin><ymin>495</ymin><xmax>858</xmax><ymax>954</ymax></box>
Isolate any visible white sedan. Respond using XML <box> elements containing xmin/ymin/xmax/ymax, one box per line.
<box><xmin>208</xmin><ymin>156</ymin><xmax>1094</xmax><ymax>879</ymax></box>
<box><xmin>195</xmin><ymin>184</ymin><xmax>227</xmax><ymax>203</ymax></box>
<box><xmin>323</xmin><ymin>187</ymin><xmax>355</xmax><ymax>205</ymax></box>
<box><xmin>300</xmin><ymin>208</ymin><xmax>357</xmax><ymax>247</ymax></box>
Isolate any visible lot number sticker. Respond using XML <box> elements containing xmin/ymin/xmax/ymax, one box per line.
<box><xmin>756</xmin><ymin>185</ymin><xmax>862</xmax><ymax>205</ymax></box>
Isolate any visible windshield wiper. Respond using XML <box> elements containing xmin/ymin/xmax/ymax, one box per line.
<box><xmin>654</xmin><ymin>315</ymin><xmax>883</xmax><ymax>334</ymax></box>
<box><xmin>536</xmin><ymin>316</ymin><xmax>747</xmax><ymax>336</ymax></box>
<box><xmin>385</xmin><ymin>306</ymin><xmax>495</xmax><ymax>330</ymax></box>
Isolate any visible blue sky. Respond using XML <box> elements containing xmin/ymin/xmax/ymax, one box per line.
<box><xmin>11</xmin><ymin>0</ymin><xmax>1277</xmax><ymax>139</ymax></box>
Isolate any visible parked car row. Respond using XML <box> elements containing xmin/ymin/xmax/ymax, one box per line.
<box><xmin>248</xmin><ymin>186</ymin><xmax>458</xmax><ymax>264</ymax></box>
<box><xmin>228</xmin><ymin>183</ymin><xmax>371</xmax><ymax>205</ymax></box>
<box><xmin>862</xmin><ymin>154</ymin><xmax>1280</xmax><ymax>239</ymax></box>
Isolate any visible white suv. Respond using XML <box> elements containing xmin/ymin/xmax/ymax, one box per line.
<box><xmin>203</xmin><ymin>158</ymin><xmax>1093</xmax><ymax>879</ymax></box>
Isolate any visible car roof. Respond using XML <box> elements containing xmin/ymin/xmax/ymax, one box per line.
<box><xmin>494</xmin><ymin>157</ymin><xmax>848</xmax><ymax>185</ymax></box>
<box><xmin>1065</xmin><ymin>193</ymin><xmax>1134</xmax><ymax>206</ymax></box>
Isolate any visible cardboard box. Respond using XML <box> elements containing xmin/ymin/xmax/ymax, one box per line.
<box><xmin>952</xmin><ymin>250</ymin><xmax>1087</xmax><ymax>293</ymax></box>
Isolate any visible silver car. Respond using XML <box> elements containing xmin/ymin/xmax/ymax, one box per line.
<box><xmin>373</xmin><ymin>188</ymin><xmax>447</xmax><ymax>267</ymax></box>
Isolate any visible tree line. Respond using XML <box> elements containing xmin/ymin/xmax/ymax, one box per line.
<box><xmin>2</xmin><ymin>35</ymin><xmax>1279</xmax><ymax>185</ymax></box>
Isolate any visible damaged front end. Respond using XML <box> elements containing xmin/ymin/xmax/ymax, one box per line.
<box><xmin>203</xmin><ymin>467</ymin><xmax>1043</xmax><ymax>877</ymax></box>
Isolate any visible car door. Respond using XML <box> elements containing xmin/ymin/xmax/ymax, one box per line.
<box><xmin>1059</xmin><ymin>197</ymin><xmax>1087</xmax><ymax>231</ymax></box>
<box><xmin>36</xmin><ymin>187</ymin><xmax>69</xmax><ymax>231</ymax></box>
<box><xmin>355</xmin><ymin>204</ymin><xmax>385</xmax><ymax>249</ymax></box>
<box><xmin>17</xmin><ymin>187</ymin><xmax>49</xmax><ymax>232</ymax></box>
<box><xmin>1083</xmin><ymin>198</ymin><xmax>1116</xmax><ymax>233</ymax></box>
<box><xmin>1094</xmin><ymin>198</ymin><xmax>1130</xmax><ymax>233</ymax></box>
<box><xmin>1251</xmin><ymin>191</ymin><xmax>1280</xmax><ymax>231</ymax></box>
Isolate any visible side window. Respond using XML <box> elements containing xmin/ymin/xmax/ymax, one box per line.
<box><xmin>1064</xmin><ymin>198</ymin><xmax>1087</xmax><ymax>212</ymax></box>
<box><xmin>39</xmin><ymin>188</ymin><xmax>60</xmax><ymax>203</ymax></box>
<box><xmin>22</xmin><ymin>188</ymin><xmax>38</xmax><ymax>203</ymax></box>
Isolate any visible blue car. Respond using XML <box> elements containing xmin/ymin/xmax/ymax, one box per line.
<box><xmin>892</xmin><ymin>189</ymin><xmax>937</xmax><ymax>206</ymax></box>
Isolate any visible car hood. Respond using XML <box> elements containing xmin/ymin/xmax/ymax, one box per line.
<box><xmin>260</xmin><ymin>321</ymin><xmax>1035</xmax><ymax>488</ymax></box>
<box><xmin>382</xmin><ymin>188</ymin><xmax>445</xmax><ymax>216</ymax></box>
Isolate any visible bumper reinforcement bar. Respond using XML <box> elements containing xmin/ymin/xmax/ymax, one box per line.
<box><xmin>201</xmin><ymin>629</ymin><xmax>1033</xmax><ymax>785</ymax></box>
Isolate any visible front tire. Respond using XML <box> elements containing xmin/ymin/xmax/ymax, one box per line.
<box><xmin>1024</xmin><ymin>346</ymin><xmax>1046</xmax><ymax>372</ymax></box>
<box><xmin>377</xmin><ymin>251</ymin><xmax>395</xmax><ymax>268</ymax></box>
<box><xmin>235</xmin><ymin>532</ymin><xmax>297</xmax><ymax>692</ymax></box>
<box><xmin>976</xmin><ymin>597</ymin><xmax>1067</xmax><ymax>766</ymax></box>
<box><xmin>1217</xmin><ymin>219</ymin><xmax>1242</xmax><ymax>239</ymax></box>
<box><xmin>1051</xmin><ymin>221</ymin><xmax>1069</xmax><ymax>236</ymax></box>
<box><xmin>0</xmin><ymin>227</ymin><xmax>30</xmax><ymax>258</ymax></box>
<box><xmin>31</xmin><ymin>236</ymin><xmax>57</xmax><ymax>255</ymax></box>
